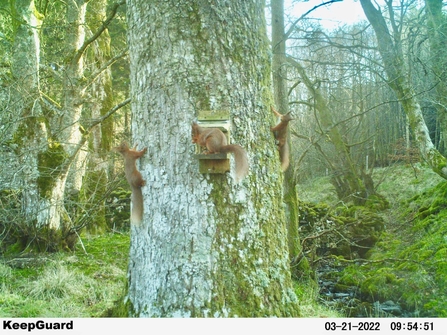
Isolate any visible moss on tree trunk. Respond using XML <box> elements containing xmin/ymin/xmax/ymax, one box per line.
<box><xmin>126</xmin><ymin>0</ymin><xmax>300</xmax><ymax>317</ymax></box>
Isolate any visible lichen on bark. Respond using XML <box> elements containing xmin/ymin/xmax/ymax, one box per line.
<box><xmin>126</xmin><ymin>0</ymin><xmax>299</xmax><ymax>317</ymax></box>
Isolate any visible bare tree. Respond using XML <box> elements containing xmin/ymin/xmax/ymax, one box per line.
<box><xmin>424</xmin><ymin>0</ymin><xmax>447</xmax><ymax>154</ymax></box>
<box><xmin>4</xmin><ymin>0</ymin><xmax>127</xmax><ymax>250</ymax></box>
<box><xmin>360</xmin><ymin>0</ymin><xmax>447</xmax><ymax>179</ymax></box>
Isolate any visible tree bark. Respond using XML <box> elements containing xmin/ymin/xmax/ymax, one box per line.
<box><xmin>425</xmin><ymin>0</ymin><xmax>447</xmax><ymax>154</ymax></box>
<box><xmin>63</xmin><ymin>0</ymin><xmax>88</xmax><ymax>193</ymax></box>
<box><xmin>79</xmin><ymin>0</ymin><xmax>114</xmax><ymax>233</ymax></box>
<box><xmin>360</xmin><ymin>0</ymin><xmax>447</xmax><ymax>179</ymax></box>
<box><xmin>10</xmin><ymin>0</ymin><xmax>51</xmax><ymax>227</ymax></box>
<box><xmin>271</xmin><ymin>0</ymin><xmax>305</xmax><ymax>273</ymax></box>
<box><xmin>126</xmin><ymin>0</ymin><xmax>299</xmax><ymax>317</ymax></box>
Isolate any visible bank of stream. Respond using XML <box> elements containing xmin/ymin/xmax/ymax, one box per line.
<box><xmin>316</xmin><ymin>260</ymin><xmax>415</xmax><ymax>317</ymax></box>
<box><xmin>297</xmin><ymin>167</ymin><xmax>447</xmax><ymax>317</ymax></box>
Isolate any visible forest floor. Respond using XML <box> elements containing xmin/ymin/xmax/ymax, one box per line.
<box><xmin>0</xmin><ymin>231</ymin><xmax>339</xmax><ymax>317</ymax></box>
<box><xmin>298</xmin><ymin>162</ymin><xmax>447</xmax><ymax>317</ymax></box>
<box><xmin>1</xmin><ymin>163</ymin><xmax>445</xmax><ymax>317</ymax></box>
<box><xmin>0</xmin><ymin>233</ymin><xmax>129</xmax><ymax>317</ymax></box>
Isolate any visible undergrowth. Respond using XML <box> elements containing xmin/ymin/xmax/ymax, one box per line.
<box><xmin>3</xmin><ymin>163</ymin><xmax>442</xmax><ymax>317</ymax></box>
<box><xmin>0</xmin><ymin>233</ymin><xmax>129</xmax><ymax>317</ymax></box>
<box><xmin>294</xmin><ymin>280</ymin><xmax>342</xmax><ymax>317</ymax></box>
<box><xmin>353</xmin><ymin>180</ymin><xmax>447</xmax><ymax>316</ymax></box>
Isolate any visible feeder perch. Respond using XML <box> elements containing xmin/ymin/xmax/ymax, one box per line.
<box><xmin>194</xmin><ymin>110</ymin><xmax>231</xmax><ymax>175</ymax></box>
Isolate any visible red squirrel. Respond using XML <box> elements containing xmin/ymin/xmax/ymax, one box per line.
<box><xmin>191</xmin><ymin>122</ymin><xmax>249</xmax><ymax>182</ymax></box>
<box><xmin>113</xmin><ymin>142</ymin><xmax>147</xmax><ymax>225</ymax></box>
<box><xmin>271</xmin><ymin>106</ymin><xmax>293</xmax><ymax>171</ymax></box>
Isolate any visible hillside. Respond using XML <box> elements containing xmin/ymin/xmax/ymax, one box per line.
<box><xmin>298</xmin><ymin>163</ymin><xmax>447</xmax><ymax>317</ymax></box>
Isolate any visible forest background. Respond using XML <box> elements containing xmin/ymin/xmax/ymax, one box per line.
<box><xmin>1</xmin><ymin>0</ymin><xmax>447</xmax><ymax>317</ymax></box>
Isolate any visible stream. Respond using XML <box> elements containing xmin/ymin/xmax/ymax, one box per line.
<box><xmin>316</xmin><ymin>261</ymin><xmax>416</xmax><ymax>317</ymax></box>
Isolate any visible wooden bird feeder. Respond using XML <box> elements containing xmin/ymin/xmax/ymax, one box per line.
<box><xmin>194</xmin><ymin>110</ymin><xmax>231</xmax><ymax>175</ymax></box>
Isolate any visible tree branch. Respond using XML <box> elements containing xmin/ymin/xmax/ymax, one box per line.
<box><xmin>86</xmin><ymin>97</ymin><xmax>131</xmax><ymax>129</ymax></box>
<box><xmin>84</xmin><ymin>48</ymin><xmax>128</xmax><ymax>89</ymax></box>
<box><xmin>72</xmin><ymin>1</ymin><xmax>124</xmax><ymax>65</ymax></box>
<box><xmin>283</xmin><ymin>0</ymin><xmax>343</xmax><ymax>41</ymax></box>
<box><xmin>59</xmin><ymin>98</ymin><xmax>131</xmax><ymax>181</ymax></box>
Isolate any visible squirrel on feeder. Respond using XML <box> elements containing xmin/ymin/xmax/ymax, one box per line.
<box><xmin>191</xmin><ymin>122</ymin><xmax>249</xmax><ymax>182</ymax></box>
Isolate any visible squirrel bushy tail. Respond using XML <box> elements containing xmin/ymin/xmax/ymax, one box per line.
<box><xmin>219</xmin><ymin>144</ymin><xmax>249</xmax><ymax>183</ymax></box>
<box><xmin>271</xmin><ymin>106</ymin><xmax>293</xmax><ymax>171</ymax></box>
<box><xmin>191</xmin><ymin>122</ymin><xmax>249</xmax><ymax>182</ymax></box>
<box><xmin>278</xmin><ymin>140</ymin><xmax>289</xmax><ymax>172</ymax></box>
<box><xmin>130</xmin><ymin>188</ymin><xmax>143</xmax><ymax>224</ymax></box>
<box><xmin>113</xmin><ymin>142</ymin><xmax>146</xmax><ymax>225</ymax></box>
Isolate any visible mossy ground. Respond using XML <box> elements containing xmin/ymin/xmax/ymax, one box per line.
<box><xmin>354</xmin><ymin>179</ymin><xmax>447</xmax><ymax>316</ymax></box>
<box><xmin>299</xmin><ymin>163</ymin><xmax>447</xmax><ymax>317</ymax></box>
<box><xmin>1</xmin><ymin>229</ymin><xmax>339</xmax><ymax>317</ymax></box>
<box><xmin>0</xmin><ymin>231</ymin><xmax>339</xmax><ymax>317</ymax></box>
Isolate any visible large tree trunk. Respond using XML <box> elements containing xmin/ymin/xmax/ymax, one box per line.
<box><xmin>360</xmin><ymin>0</ymin><xmax>447</xmax><ymax>179</ymax></box>
<box><xmin>126</xmin><ymin>0</ymin><xmax>300</xmax><ymax>317</ymax></box>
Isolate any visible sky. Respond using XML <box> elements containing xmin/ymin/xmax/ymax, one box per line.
<box><xmin>285</xmin><ymin>0</ymin><xmax>368</xmax><ymax>30</ymax></box>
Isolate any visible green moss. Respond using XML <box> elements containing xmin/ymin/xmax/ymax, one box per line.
<box><xmin>429</xmin><ymin>149</ymin><xmax>447</xmax><ymax>174</ymax></box>
<box><xmin>79</xmin><ymin>169</ymin><xmax>108</xmax><ymax>234</ymax></box>
<box><xmin>338</xmin><ymin>266</ymin><xmax>366</xmax><ymax>287</ymax></box>
<box><xmin>11</xmin><ymin>116</ymin><xmax>47</xmax><ymax>152</ymax></box>
<box><xmin>334</xmin><ymin>180</ymin><xmax>447</xmax><ymax>315</ymax></box>
<box><xmin>365</xmin><ymin>193</ymin><xmax>390</xmax><ymax>210</ymax></box>
<box><xmin>205</xmin><ymin>174</ymin><xmax>300</xmax><ymax>317</ymax></box>
<box><xmin>37</xmin><ymin>140</ymin><xmax>68</xmax><ymax>198</ymax></box>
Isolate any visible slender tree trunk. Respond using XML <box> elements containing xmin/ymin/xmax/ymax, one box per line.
<box><xmin>63</xmin><ymin>0</ymin><xmax>88</xmax><ymax>193</ymax></box>
<box><xmin>271</xmin><ymin>0</ymin><xmax>306</xmax><ymax>274</ymax></box>
<box><xmin>126</xmin><ymin>0</ymin><xmax>299</xmax><ymax>317</ymax></box>
<box><xmin>10</xmin><ymin>0</ymin><xmax>50</xmax><ymax>227</ymax></box>
<box><xmin>425</xmin><ymin>0</ymin><xmax>447</xmax><ymax>154</ymax></box>
<box><xmin>360</xmin><ymin>0</ymin><xmax>447</xmax><ymax>179</ymax></box>
<box><xmin>79</xmin><ymin>0</ymin><xmax>114</xmax><ymax>233</ymax></box>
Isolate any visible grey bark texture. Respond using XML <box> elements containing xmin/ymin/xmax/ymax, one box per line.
<box><xmin>126</xmin><ymin>0</ymin><xmax>300</xmax><ymax>317</ymax></box>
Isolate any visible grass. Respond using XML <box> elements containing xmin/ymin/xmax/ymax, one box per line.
<box><xmin>0</xmin><ymin>230</ymin><xmax>341</xmax><ymax>317</ymax></box>
<box><xmin>373</xmin><ymin>163</ymin><xmax>443</xmax><ymax>207</ymax></box>
<box><xmin>294</xmin><ymin>280</ymin><xmax>343</xmax><ymax>317</ymax></box>
<box><xmin>0</xmin><ymin>233</ymin><xmax>129</xmax><ymax>317</ymax></box>
<box><xmin>6</xmin><ymin>163</ymin><xmax>439</xmax><ymax>318</ymax></box>
<box><xmin>298</xmin><ymin>163</ymin><xmax>443</xmax><ymax>208</ymax></box>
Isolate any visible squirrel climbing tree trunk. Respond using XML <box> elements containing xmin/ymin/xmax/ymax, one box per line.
<box><xmin>271</xmin><ymin>0</ymin><xmax>308</xmax><ymax>276</ymax></box>
<box><xmin>126</xmin><ymin>0</ymin><xmax>299</xmax><ymax>317</ymax></box>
